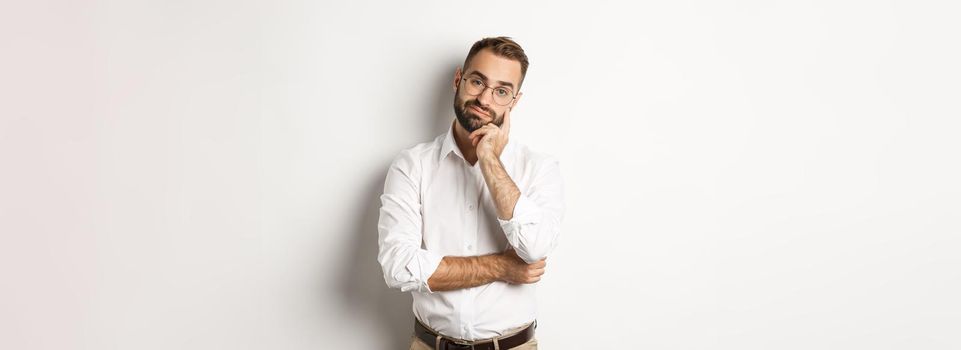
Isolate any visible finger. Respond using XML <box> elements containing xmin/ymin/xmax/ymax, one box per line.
<box><xmin>471</xmin><ymin>133</ymin><xmax>488</xmax><ymax>147</ymax></box>
<box><xmin>502</xmin><ymin>106</ymin><xmax>511</xmax><ymax>134</ymax></box>
<box><xmin>478</xmin><ymin>125</ymin><xmax>498</xmax><ymax>137</ymax></box>
<box><xmin>471</xmin><ymin>127</ymin><xmax>499</xmax><ymax>147</ymax></box>
<box><xmin>468</xmin><ymin>127</ymin><xmax>491</xmax><ymax>141</ymax></box>
<box><xmin>469</xmin><ymin>130</ymin><xmax>486</xmax><ymax>143</ymax></box>
<box><xmin>476</xmin><ymin>123</ymin><xmax>499</xmax><ymax>132</ymax></box>
<box><xmin>504</xmin><ymin>94</ymin><xmax>518</xmax><ymax>134</ymax></box>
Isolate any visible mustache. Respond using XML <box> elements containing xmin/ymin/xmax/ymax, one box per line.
<box><xmin>465</xmin><ymin>100</ymin><xmax>492</xmax><ymax>117</ymax></box>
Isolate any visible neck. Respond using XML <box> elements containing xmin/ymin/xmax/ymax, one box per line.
<box><xmin>451</xmin><ymin>120</ymin><xmax>478</xmax><ymax>165</ymax></box>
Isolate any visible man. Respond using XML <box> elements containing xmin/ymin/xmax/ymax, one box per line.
<box><xmin>378</xmin><ymin>37</ymin><xmax>564</xmax><ymax>350</ymax></box>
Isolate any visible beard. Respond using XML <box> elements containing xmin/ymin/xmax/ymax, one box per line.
<box><xmin>453</xmin><ymin>87</ymin><xmax>504</xmax><ymax>133</ymax></box>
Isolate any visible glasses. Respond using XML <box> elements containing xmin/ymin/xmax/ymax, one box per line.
<box><xmin>460</xmin><ymin>77</ymin><xmax>516</xmax><ymax>106</ymax></box>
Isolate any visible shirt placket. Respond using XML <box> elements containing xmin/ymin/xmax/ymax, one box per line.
<box><xmin>459</xmin><ymin>165</ymin><xmax>484</xmax><ymax>340</ymax></box>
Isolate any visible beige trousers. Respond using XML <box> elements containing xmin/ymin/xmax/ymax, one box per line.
<box><xmin>409</xmin><ymin>322</ymin><xmax>538</xmax><ymax>350</ymax></box>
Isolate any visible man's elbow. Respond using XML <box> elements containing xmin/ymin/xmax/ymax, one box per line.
<box><xmin>510</xmin><ymin>229</ymin><xmax>559</xmax><ymax>264</ymax></box>
<box><xmin>382</xmin><ymin>271</ymin><xmax>423</xmax><ymax>292</ymax></box>
<box><xmin>378</xmin><ymin>258</ymin><xmax>408</xmax><ymax>290</ymax></box>
<box><xmin>514</xmin><ymin>245</ymin><xmax>552</xmax><ymax>264</ymax></box>
<box><xmin>382</xmin><ymin>273</ymin><xmax>404</xmax><ymax>290</ymax></box>
<box><xmin>505</xmin><ymin>219</ymin><xmax>561</xmax><ymax>264</ymax></box>
<box><xmin>379</xmin><ymin>262</ymin><xmax>431</xmax><ymax>293</ymax></box>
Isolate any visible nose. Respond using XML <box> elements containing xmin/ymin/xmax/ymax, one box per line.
<box><xmin>475</xmin><ymin>86</ymin><xmax>494</xmax><ymax>107</ymax></box>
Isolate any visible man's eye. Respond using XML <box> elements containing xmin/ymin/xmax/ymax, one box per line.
<box><xmin>495</xmin><ymin>88</ymin><xmax>509</xmax><ymax>97</ymax></box>
<box><xmin>470</xmin><ymin>79</ymin><xmax>484</xmax><ymax>86</ymax></box>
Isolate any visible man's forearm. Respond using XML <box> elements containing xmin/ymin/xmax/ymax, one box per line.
<box><xmin>479</xmin><ymin>154</ymin><xmax>521</xmax><ymax>220</ymax></box>
<box><xmin>427</xmin><ymin>254</ymin><xmax>506</xmax><ymax>292</ymax></box>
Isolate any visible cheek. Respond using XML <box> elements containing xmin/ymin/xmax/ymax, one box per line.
<box><xmin>493</xmin><ymin>108</ymin><xmax>506</xmax><ymax>119</ymax></box>
<box><xmin>456</xmin><ymin>94</ymin><xmax>476</xmax><ymax>108</ymax></box>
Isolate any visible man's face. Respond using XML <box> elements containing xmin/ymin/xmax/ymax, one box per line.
<box><xmin>453</xmin><ymin>49</ymin><xmax>524</xmax><ymax>133</ymax></box>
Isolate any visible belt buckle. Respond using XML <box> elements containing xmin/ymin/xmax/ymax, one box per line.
<box><xmin>445</xmin><ymin>339</ymin><xmax>475</xmax><ymax>350</ymax></box>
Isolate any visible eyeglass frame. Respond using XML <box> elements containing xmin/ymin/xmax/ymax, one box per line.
<box><xmin>458</xmin><ymin>76</ymin><xmax>518</xmax><ymax>106</ymax></box>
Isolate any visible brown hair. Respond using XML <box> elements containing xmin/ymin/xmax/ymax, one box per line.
<box><xmin>463</xmin><ymin>37</ymin><xmax>530</xmax><ymax>87</ymax></box>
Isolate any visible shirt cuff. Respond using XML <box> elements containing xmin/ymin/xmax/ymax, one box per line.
<box><xmin>404</xmin><ymin>249</ymin><xmax>444</xmax><ymax>294</ymax></box>
<box><xmin>497</xmin><ymin>194</ymin><xmax>539</xmax><ymax>229</ymax></box>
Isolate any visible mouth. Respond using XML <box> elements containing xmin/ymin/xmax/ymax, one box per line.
<box><xmin>469</xmin><ymin>105</ymin><xmax>490</xmax><ymax>118</ymax></box>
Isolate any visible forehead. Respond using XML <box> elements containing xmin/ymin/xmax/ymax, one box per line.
<box><xmin>464</xmin><ymin>49</ymin><xmax>523</xmax><ymax>87</ymax></box>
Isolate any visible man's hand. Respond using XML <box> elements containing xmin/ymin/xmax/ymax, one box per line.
<box><xmin>499</xmin><ymin>247</ymin><xmax>546</xmax><ymax>284</ymax></box>
<box><xmin>469</xmin><ymin>104</ymin><xmax>512</xmax><ymax>161</ymax></box>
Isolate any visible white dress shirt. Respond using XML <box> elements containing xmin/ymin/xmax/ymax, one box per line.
<box><xmin>377</xmin><ymin>125</ymin><xmax>564</xmax><ymax>341</ymax></box>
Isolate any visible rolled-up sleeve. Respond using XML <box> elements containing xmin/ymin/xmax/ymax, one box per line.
<box><xmin>377</xmin><ymin>151</ymin><xmax>443</xmax><ymax>293</ymax></box>
<box><xmin>497</xmin><ymin>157</ymin><xmax>565</xmax><ymax>264</ymax></box>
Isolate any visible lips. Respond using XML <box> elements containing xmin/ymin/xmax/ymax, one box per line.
<box><xmin>469</xmin><ymin>105</ymin><xmax>489</xmax><ymax>118</ymax></box>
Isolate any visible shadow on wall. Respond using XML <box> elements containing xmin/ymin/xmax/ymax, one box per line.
<box><xmin>337</xmin><ymin>57</ymin><xmax>460</xmax><ymax>348</ymax></box>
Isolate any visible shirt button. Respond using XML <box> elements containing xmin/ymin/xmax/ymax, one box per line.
<box><xmin>467</xmin><ymin>244</ymin><xmax>473</xmax><ymax>250</ymax></box>
<box><xmin>468</xmin><ymin>204</ymin><xmax>475</xmax><ymax>211</ymax></box>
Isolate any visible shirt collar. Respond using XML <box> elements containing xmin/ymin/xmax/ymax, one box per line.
<box><xmin>440</xmin><ymin>124</ymin><xmax>462</xmax><ymax>160</ymax></box>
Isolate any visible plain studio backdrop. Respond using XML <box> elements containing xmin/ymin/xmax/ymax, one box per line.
<box><xmin>1</xmin><ymin>0</ymin><xmax>959</xmax><ymax>349</ymax></box>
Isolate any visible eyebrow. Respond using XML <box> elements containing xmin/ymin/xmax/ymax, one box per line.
<box><xmin>467</xmin><ymin>71</ymin><xmax>515</xmax><ymax>90</ymax></box>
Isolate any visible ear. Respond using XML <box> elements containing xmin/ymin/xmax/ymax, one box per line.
<box><xmin>510</xmin><ymin>92</ymin><xmax>523</xmax><ymax>110</ymax></box>
<box><xmin>453</xmin><ymin>67</ymin><xmax>462</xmax><ymax>91</ymax></box>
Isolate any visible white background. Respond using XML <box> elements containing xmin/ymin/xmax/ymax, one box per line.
<box><xmin>2</xmin><ymin>1</ymin><xmax>959</xmax><ymax>349</ymax></box>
